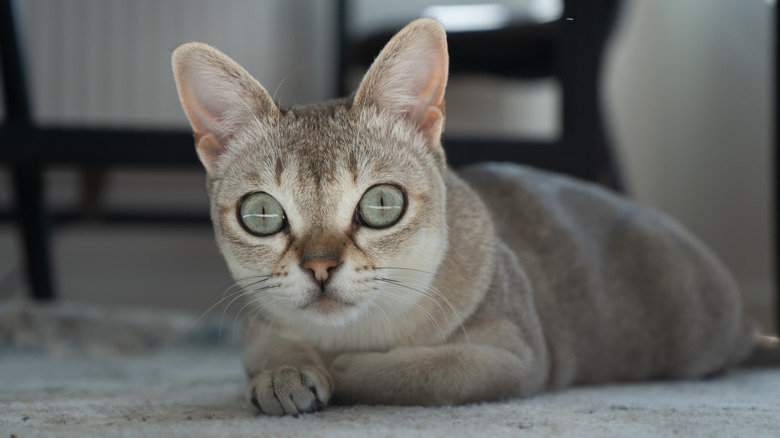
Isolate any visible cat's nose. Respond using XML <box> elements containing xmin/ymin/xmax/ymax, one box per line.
<box><xmin>302</xmin><ymin>258</ymin><xmax>339</xmax><ymax>283</ymax></box>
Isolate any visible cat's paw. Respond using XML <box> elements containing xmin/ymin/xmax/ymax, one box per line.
<box><xmin>246</xmin><ymin>366</ymin><xmax>332</xmax><ymax>416</ymax></box>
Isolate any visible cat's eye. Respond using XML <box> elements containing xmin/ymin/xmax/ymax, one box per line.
<box><xmin>238</xmin><ymin>192</ymin><xmax>286</xmax><ymax>236</ymax></box>
<box><xmin>357</xmin><ymin>184</ymin><xmax>405</xmax><ymax>229</ymax></box>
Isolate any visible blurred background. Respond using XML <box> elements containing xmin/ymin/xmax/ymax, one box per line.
<box><xmin>0</xmin><ymin>0</ymin><xmax>775</xmax><ymax>333</ymax></box>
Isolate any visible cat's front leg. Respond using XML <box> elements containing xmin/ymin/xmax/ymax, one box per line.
<box><xmin>243</xmin><ymin>337</ymin><xmax>333</xmax><ymax>416</ymax></box>
<box><xmin>330</xmin><ymin>343</ymin><xmax>544</xmax><ymax>406</ymax></box>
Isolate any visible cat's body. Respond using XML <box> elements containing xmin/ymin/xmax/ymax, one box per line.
<box><xmin>172</xmin><ymin>19</ymin><xmax>774</xmax><ymax>416</ymax></box>
<box><xmin>461</xmin><ymin>163</ymin><xmax>751</xmax><ymax>386</ymax></box>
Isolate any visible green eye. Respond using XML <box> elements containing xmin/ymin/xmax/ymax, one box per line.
<box><xmin>357</xmin><ymin>184</ymin><xmax>405</xmax><ymax>229</ymax></box>
<box><xmin>239</xmin><ymin>192</ymin><xmax>286</xmax><ymax>236</ymax></box>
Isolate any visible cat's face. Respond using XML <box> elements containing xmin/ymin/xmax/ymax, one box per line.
<box><xmin>173</xmin><ymin>19</ymin><xmax>451</xmax><ymax>327</ymax></box>
<box><xmin>209</xmin><ymin>103</ymin><xmax>448</xmax><ymax>326</ymax></box>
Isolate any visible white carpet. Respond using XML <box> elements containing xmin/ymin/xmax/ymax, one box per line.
<box><xmin>1</xmin><ymin>301</ymin><xmax>779</xmax><ymax>438</ymax></box>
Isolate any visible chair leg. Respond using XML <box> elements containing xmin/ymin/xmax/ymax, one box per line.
<box><xmin>12</xmin><ymin>164</ymin><xmax>55</xmax><ymax>301</ymax></box>
<box><xmin>79</xmin><ymin>167</ymin><xmax>108</xmax><ymax>219</ymax></box>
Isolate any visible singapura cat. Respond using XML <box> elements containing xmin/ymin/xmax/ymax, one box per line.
<box><xmin>172</xmin><ymin>18</ymin><xmax>778</xmax><ymax>416</ymax></box>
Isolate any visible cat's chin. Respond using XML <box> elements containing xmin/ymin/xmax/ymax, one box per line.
<box><xmin>300</xmin><ymin>290</ymin><xmax>357</xmax><ymax>318</ymax></box>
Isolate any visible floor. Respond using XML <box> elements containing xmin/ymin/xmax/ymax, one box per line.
<box><xmin>2</xmin><ymin>299</ymin><xmax>779</xmax><ymax>437</ymax></box>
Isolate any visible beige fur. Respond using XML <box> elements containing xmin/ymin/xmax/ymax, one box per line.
<box><xmin>172</xmin><ymin>18</ymin><xmax>768</xmax><ymax>416</ymax></box>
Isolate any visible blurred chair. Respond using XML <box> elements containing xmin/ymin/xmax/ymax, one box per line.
<box><xmin>337</xmin><ymin>0</ymin><xmax>623</xmax><ymax>189</ymax></box>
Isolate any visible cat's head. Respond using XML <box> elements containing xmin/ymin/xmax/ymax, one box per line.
<box><xmin>172</xmin><ymin>19</ymin><xmax>451</xmax><ymax>328</ymax></box>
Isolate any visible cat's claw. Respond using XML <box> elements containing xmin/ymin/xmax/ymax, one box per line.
<box><xmin>246</xmin><ymin>366</ymin><xmax>332</xmax><ymax>416</ymax></box>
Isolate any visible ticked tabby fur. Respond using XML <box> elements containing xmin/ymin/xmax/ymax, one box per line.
<box><xmin>172</xmin><ymin>19</ymin><xmax>777</xmax><ymax>415</ymax></box>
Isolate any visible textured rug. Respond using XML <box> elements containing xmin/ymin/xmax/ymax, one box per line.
<box><xmin>1</xmin><ymin>300</ymin><xmax>779</xmax><ymax>438</ymax></box>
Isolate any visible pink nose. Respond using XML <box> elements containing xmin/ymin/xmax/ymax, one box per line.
<box><xmin>302</xmin><ymin>259</ymin><xmax>339</xmax><ymax>283</ymax></box>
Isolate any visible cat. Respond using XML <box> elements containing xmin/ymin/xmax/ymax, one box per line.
<box><xmin>172</xmin><ymin>18</ymin><xmax>778</xmax><ymax>416</ymax></box>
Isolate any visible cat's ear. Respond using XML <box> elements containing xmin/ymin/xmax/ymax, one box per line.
<box><xmin>172</xmin><ymin>42</ymin><xmax>278</xmax><ymax>176</ymax></box>
<box><xmin>353</xmin><ymin>18</ymin><xmax>448</xmax><ymax>144</ymax></box>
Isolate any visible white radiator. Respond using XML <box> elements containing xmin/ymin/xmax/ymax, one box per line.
<box><xmin>11</xmin><ymin>0</ymin><xmax>335</xmax><ymax>128</ymax></box>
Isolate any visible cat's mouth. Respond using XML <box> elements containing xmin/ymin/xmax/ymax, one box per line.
<box><xmin>301</xmin><ymin>290</ymin><xmax>355</xmax><ymax>315</ymax></box>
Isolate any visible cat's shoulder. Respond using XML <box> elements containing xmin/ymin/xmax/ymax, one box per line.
<box><xmin>454</xmin><ymin>161</ymin><xmax>649</xmax><ymax>226</ymax></box>
<box><xmin>454</xmin><ymin>161</ymin><xmax>683</xmax><ymax>241</ymax></box>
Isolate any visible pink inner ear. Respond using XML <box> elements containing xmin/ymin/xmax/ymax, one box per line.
<box><xmin>407</xmin><ymin>67</ymin><xmax>447</xmax><ymax>124</ymax></box>
<box><xmin>180</xmin><ymin>67</ymin><xmax>237</xmax><ymax>139</ymax></box>
<box><xmin>363</xmin><ymin>22</ymin><xmax>448</xmax><ymax>130</ymax></box>
<box><xmin>189</xmin><ymin>99</ymin><xmax>223</xmax><ymax>138</ymax></box>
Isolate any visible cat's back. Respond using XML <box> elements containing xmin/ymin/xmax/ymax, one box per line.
<box><xmin>457</xmin><ymin>162</ymin><xmax>634</xmax><ymax>241</ymax></box>
<box><xmin>457</xmin><ymin>161</ymin><xmax>648</xmax><ymax>261</ymax></box>
<box><xmin>456</xmin><ymin>162</ymin><xmax>752</xmax><ymax>387</ymax></box>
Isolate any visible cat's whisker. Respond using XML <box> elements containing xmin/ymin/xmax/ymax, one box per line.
<box><xmin>235</xmin><ymin>284</ymin><xmax>282</xmax><ymax>327</ymax></box>
<box><xmin>373</xmin><ymin>284</ymin><xmax>448</xmax><ymax>345</ymax></box>
<box><xmin>241</xmin><ymin>294</ymin><xmax>287</xmax><ymax>346</ymax></box>
<box><xmin>376</xmin><ymin>277</ymin><xmax>448</xmax><ymax>320</ymax></box>
<box><xmin>272</xmin><ymin>66</ymin><xmax>305</xmax><ymax>104</ymax></box>
<box><xmin>377</xmin><ymin>275</ymin><xmax>470</xmax><ymax>343</ymax></box>
<box><xmin>204</xmin><ymin>276</ymin><xmax>275</xmax><ymax>343</ymax></box>
<box><xmin>217</xmin><ymin>289</ymin><xmax>258</xmax><ymax>345</ymax></box>
<box><xmin>373</xmin><ymin>266</ymin><xmax>442</xmax><ymax>278</ymax></box>
<box><xmin>240</xmin><ymin>297</ymin><xmax>261</xmax><ymax>343</ymax></box>
<box><xmin>196</xmin><ymin>280</ymin><xmax>253</xmax><ymax>321</ymax></box>
<box><xmin>367</xmin><ymin>292</ymin><xmax>395</xmax><ymax>339</ymax></box>
<box><xmin>182</xmin><ymin>276</ymin><xmax>272</xmax><ymax>338</ymax></box>
<box><xmin>217</xmin><ymin>284</ymin><xmax>270</xmax><ymax>339</ymax></box>
<box><xmin>241</xmin><ymin>298</ymin><xmax>268</xmax><ymax>346</ymax></box>
<box><xmin>234</xmin><ymin>294</ymin><xmax>262</xmax><ymax>329</ymax></box>
<box><xmin>219</xmin><ymin>278</ymin><xmax>271</xmax><ymax>303</ymax></box>
<box><xmin>233</xmin><ymin>284</ymin><xmax>280</xmax><ymax>330</ymax></box>
<box><xmin>375</xmin><ymin>277</ymin><xmax>469</xmax><ymax>344</ymax></box>
<box><xmin>212</xmin><ymin>276</ymin><xmax>273</xmax><ymax>315</ymax></box>
<box><xmin>242</xmin><ymin>297</ymin><xmax>268</xmax><ymax>346</ymax></box>
<box><xmin>262</xmin><ymin>303</ymin><xmax>284</xmax><ymax>345</ymax></box>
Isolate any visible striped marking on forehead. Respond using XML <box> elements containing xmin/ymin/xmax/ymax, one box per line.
<box><xmin>274</xmin><ymin>156</ymin><xmax>284</xmax><ymax>186</ymax></box>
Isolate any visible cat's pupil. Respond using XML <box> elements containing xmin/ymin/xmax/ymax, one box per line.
<box><xmin>358</xmin><ymin>184</ymin><xmax>405</xmax><ymax>229</ymax></box>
